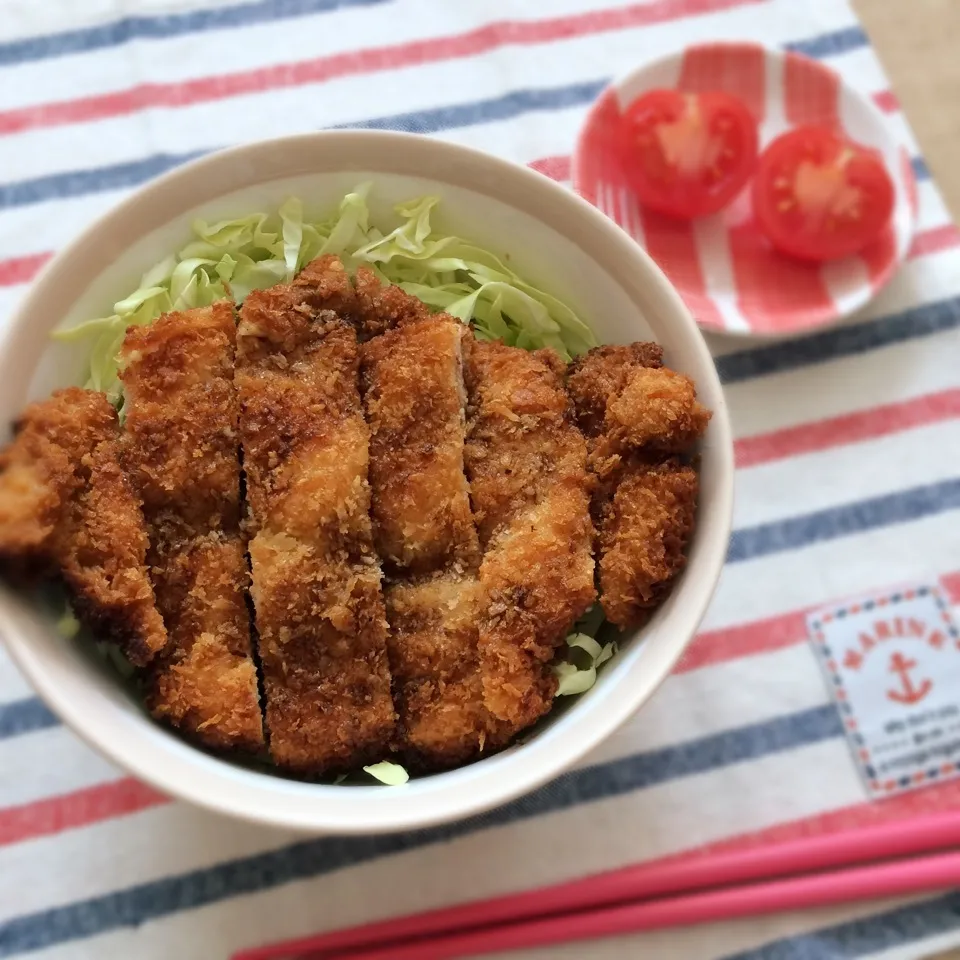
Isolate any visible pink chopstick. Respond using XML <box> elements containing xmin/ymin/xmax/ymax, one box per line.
<box><xmin>328</xmin><ymin>847</ymin><xmax>960</xmax><ymax>960</ymax></box>
<box><xmin>232</xmin><ymin>808</ymin><xmax>960</xmax><ymax>960</ymax></box>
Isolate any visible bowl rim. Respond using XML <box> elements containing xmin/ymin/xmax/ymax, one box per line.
<box><xmin>0</xmin><ymin>130</ymin><xmax>734</xmax><ymax>834</ymax></box>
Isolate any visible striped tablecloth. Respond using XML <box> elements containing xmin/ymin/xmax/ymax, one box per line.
<box><xmin>2</xmin><ymin>1</ymin><xmax>960</xmax><ymax>958</ymax></box>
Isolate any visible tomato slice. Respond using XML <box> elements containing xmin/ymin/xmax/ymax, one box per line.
<box><xmin>619</xmin><ymin>89</ymin><xmax>759</xmax><ymax>220</ymax></box>
<box><xmin>752</xmin><ymin>125</ymin><xmax>895</xmax><ymax>262</ymax></box>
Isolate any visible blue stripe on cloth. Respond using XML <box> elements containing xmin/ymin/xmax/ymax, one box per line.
<box><xmin>0</xmin><ymin>0</ymin><xmax>390</xmax><ymax>68</ymax></box>
<box><xmin>729</xmin><ymin>477</ymin><xmax>960</xmax><ymax>564</ymax></box>
<box><xmin>722</xmin><ymin>890</ymin><xmax>960</xmax><ymax>959</ymax></box>
<box><xmin>0</xmin><ymin>704</ymin><xmax>842</xmax><ymax>956</ymax></box>
<box><xmin>0</xmin><ymin>151</ymin><xmax>207</xmax><ymax>211</ymax></box>
<box><xmin>716</xmin><ymin>296</ymin><xmax>960</xmax><ymax>384</ymax></box>
<box><xmin>0</xmin><ymin>696</ymin><xmax>58</xmax><ymax>739</ymax></box>
<box><xmin>784</xmin><ymin>25</ymin><xmax>868</xmax><ymax>59</ymax></box>
<box><xmin>0</xmin><ymin>80</ymin><xmax>612</xmax><ymax>211</ymax></box>
<box><xmin>335</xmin><ymin>80</ymin><xmax>608</xmax><ymax>134</ymax></box>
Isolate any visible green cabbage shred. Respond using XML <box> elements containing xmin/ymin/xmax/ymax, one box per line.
<box><xmin>555</xmin><ymin>606</ymin><xmax>617</xmax><ymax>696</ymax></box>
<box><xmin>363</xmin><ymin>761</ymin><xmax>410</xmax><ymax>786</ymax></box>
<box><xmin>54</xmin><ymin>184</ymin><xmax>597</xmax><ymax>407</ymax></box>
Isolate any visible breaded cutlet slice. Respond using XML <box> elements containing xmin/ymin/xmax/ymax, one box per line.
<box><xmin>292</xmin><ymin>252</ymin><xmax>359</xmax><ymax>318</ymax></box>
<box><xmin>362</xmin><ymin>314</ymin><xmax>479</xmax><ymax>575</ymax></box>
<box><xmin>464</xmin><ymin>337</ymin><xmax>595</xmax><ymax>729</ymax></box>
<box><xmin>0</xmin><ymin>395</ymin><xmax>78</xmax><ymax>575</ymax></box>
<box><xmin>0</xmin><ymin>388</ymin><xmax>167</xmax><ymax>666</ymax></box>
<box><xmin>363</xmin><ymin>314</ymin><xmax>508</xmax><ymax>769</ymax></box>
<box><xmin>120</xmin><ymin>303</ymin><xmax>264</xmax><ymax>752</ymax></box>
<box><xmin>566</xmin><ymin>342</ymin><xmax>664</xmax><ymax>438</ymax></box>
<box><xmin>596</xmin><ymin>459</ymin><xmax>698</xmax><ymax>628</ymax></box>
<box><xmin>148</xmin><ymin>533</ymin><xmax>265</xmax><ymax>750</ymax></box>
<box><xmin>590</xmin><ymin>367</ymin><xmax>711</xmax><ymax>476</ymax></box>
<box><xmin>565</xmin><ymin>344</ymin><xmax>709</xmax><ymax>629</ymax></box>
<box><xmin>385</xmin><ymin>574</ymin><xmax>511</xmax><ymax>770</ymax></box>
<box><xmin>288</xmin><ymin>254</ymin><xmax>433</xmax><ymax>341</ymax></box>
<box><xmin>352</xmin><ymin>266</ymin><xmax>430</xmax><ymax>341</ymax></box>
<box><xmin>237</xmin><ymin>259</ymin><xmax>395</xmax><ymax>775</ymax></box>
<box><xmin>464</xmin><ymin>339</ymin><xmax>590</xmax><ymax>549</ymax></box>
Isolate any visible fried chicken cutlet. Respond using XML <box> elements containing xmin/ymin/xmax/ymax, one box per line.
<box><xmin>363</xmin><ymin>315</ymin><xmax>478</xmax><ymax>576</ymax></box>
<box><xmin>352</xmin><ymin>266</ymin><xmax>430</xmax><ymax>341</ymax></box>
<box><xmin>0</xmin><ymin>388</ymin><xmax>167</xmax><ymax>665</ymax></box>
<box><xmin>363</xmin><ymin>313</ymin><xmax>508</xmax><ymax>769</ymax></box>
<box><xmin>566</xmin><ymin>343</ymin><xmax>664</xmax><ymax>439</ymax></box>
<box><xmin>597</xmin><ymin>459</ymin><xmax>699</xmax><ymax>627</ymax></box>
<box><xmin>464</xmin><ymin>338</ymin><xmax>595</xmax><ymax>729</ymax></box>
<box><xmin>120</xmin><ymin>303</ymin><xmax>264</xmax><ymax>751</ymax></box>
<box><xmin>567</xmin><ymin>345</ymin><xmax>710</xmax><ymax>629</ymax></box>
<box><xmin>236</xmin><ymin>255</ymin><xmax>395</xmax><ymax>775</ymax></box>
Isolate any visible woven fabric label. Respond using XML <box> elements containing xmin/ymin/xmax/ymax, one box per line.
<box><xmin>808</xmin><ymin>582</ymin><xmax>960</xmax><ymax>799</ymax></box>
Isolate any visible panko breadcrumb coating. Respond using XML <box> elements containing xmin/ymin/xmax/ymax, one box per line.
<box><xmin>352</xmin><ymin>266</ymin><xmax>431</xmax><ymax>341</ymax></box>
<box><xmin>120</xmin><ymin>303</ymin><xmax>264</xmax><ymax>751</ymax></box>
<box><xmin>363</xmin><ymin>315</ymin><xmax>479</xmax><ymax>575</ymax></box>
<box><xmin>596</xmin><ymin>459</ymin><xmax>699</xmax><ymax>627</ymax></box>
<box><xmin>0</xmin><ymin>388</ymin><xmax>167</xmax><ymax>666</ymax></box>
<box><xmin>566</xmin><ymin>343</ymin><xmax>710</xmax><ymax>630</ymax></box>
<box><xmin>237</xmin><ymin>255</ymin><xmax>395</xmax><ymax>775</ymax></box>
<box><xmin>465</xmin><ymin>338</ymin><xmax>595</xmax><ymax>729</ymax></box>
<box><xmin>566</xmin><ymin>342</ymin><xmax>663</xmax><ymax>439</ymax></box>
<box><xmin>592</xmin><ymin>367</ymin><xmax>711</xmax><ymax>471</ymax></box>
<box><xmin>363</xmin><ymin>313</ymin><xmax>507</xmax><ymax>769</ymax></box>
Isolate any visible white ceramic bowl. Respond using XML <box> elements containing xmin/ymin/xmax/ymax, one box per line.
<box><xmin>0</xmin><ymin>131</ymin><xmax>733</xmax><ymax>835</ymax></box>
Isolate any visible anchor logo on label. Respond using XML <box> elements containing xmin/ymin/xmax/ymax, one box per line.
<box><xmin>886</xmin><ymin>651</ymin><xmax>933</xmax><ymax>705</ymax></box>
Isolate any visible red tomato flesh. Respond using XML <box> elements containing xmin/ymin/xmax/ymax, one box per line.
<box><xmin>619</xmin><ymin>89</ymin><xmax>759</xmax><ymax>220</ymax></box>
<box><xmin>752</xmin><ymin>125</ymin><xmax>895</xmax><ymax>262</ymax></box>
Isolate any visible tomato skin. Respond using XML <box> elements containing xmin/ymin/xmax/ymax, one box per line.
<box><xmin>752</xmin><ymin>125</ymin><xmax>895</xmax><ymax>262</ymax></box>
<box><xmin>619</xmin><ymin>88</ymin><xmax>759</xmax><ymax>220</ymax></box>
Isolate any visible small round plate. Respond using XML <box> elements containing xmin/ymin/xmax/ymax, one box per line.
<box><xmin>572</xmin><ymin>42</ymin><xmax>918</xmax><ymax>338</ymax></box>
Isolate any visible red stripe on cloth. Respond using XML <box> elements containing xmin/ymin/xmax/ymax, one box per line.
<box><xmin>735</xmin><ymin>389</ymin><xmax>960</xmax><ymax>469</ymax></box>
<box><xmin>910</xmin><ymin>223</ymin><xmax>960</xmax><ymax>257</ymax></box>
<box><xmin>677</xmin><ymin>42</ymin><xmax>767</xmax><ymax>119</ymax></box>
<box><xmin>680</xmin><ymin>570</ymin><xmax>960</xmax><ymax>675</ymax></box>
<box><xmin>728</xmin><ymin>222</ymin><xmax>836</xmax><ymax>333</ymax></box>
<box><xmin>528</xmin><ymin>155</ymin><xmax>571</xmax><ymax>182</ymax></box>
<box><xmin>0</xmin><ymin>778</ymin><xmax>166</xmax><ymax>847</ymax></box>
<box><xmin>0</xmin><ymin>251</ymin><xmax>52</xmax><ymax>286</ymax></box>
<box><xmin>784</xmin><ymin>51</ymin><xmax>840</xmax><ymax>128</ymax></box>
<box><xmin>651</xmin><ymin>779</ymin><xmax>960</xmax><ymax>870</ymax></box>
<box><xmin>677</xmin><ymin>609</ymin><xmax>809</xmax><ymax>673</ymax></box>
<box><xmin>638</xmin><ymin>207</ymin><xmax>726</xmax><ymax>329</ymax></box>
<box><xmin>0</xmin><ymin>0</ymin><xmax>761</xmax><ymax>138</ymax></box>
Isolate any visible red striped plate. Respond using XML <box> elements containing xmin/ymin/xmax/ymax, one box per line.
<box><xmin>572</xmin><ymin>43</ymin><xmax>917</xmax><ymax>338</ymax></box>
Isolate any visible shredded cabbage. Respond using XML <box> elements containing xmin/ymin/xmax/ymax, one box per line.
<box><xmin>55</xmin><ymin>606</ymin><xmax>80</xmax><ymax>640</ymax></box>
<box><xmin>54</xmin><ymin>183</ymin><xmax>597</xmax><ymax>407</ymax></box>
<box><xmin>363</xmin><ymin>761</ymin><xmax>410</xmax><ymax>786</ymax></box>
<box><xmin>554</xmin><ymin>605</ymin><xmax>617</xmax><ymax>696</ymax></box>
<box><xmin>95</xmin><ymin>642</ymin><xmax>136</xmax><ymax>680</ymax></box>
